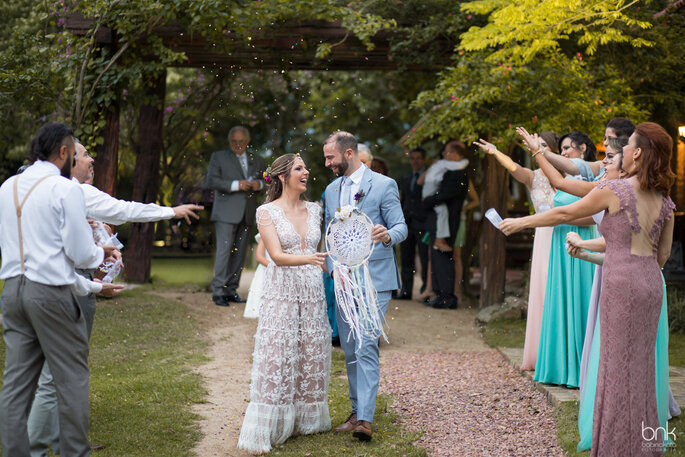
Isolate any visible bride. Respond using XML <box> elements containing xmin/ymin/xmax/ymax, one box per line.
<box><xmin>237</xmin><ymin>153</ymin><xmax>331</xmax><ymax>454</ymax></box>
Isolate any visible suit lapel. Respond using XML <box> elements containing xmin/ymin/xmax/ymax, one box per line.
<box><xmin>356</xmin><ymin>168</ymin><xmax>373</xmax><ymax>212</ymax></box>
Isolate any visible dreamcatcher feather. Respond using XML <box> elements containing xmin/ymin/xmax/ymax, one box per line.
<box><xmin>325</xmin><ymin>206</ymin><xmax>388</xmax><ymax>352</ymax></box>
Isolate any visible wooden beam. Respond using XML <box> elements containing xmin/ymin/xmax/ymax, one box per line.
<box><xmin>65</xmin><ymin>14</ymin><xmax>449</xmax><ymax>70</ymax></box>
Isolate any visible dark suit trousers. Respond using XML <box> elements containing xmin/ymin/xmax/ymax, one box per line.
<box><xmin>400</xmin><ymin>228</ymin><xmax>428</xmax><ymax>296</ymax></box>
<box><xmin>430</xmin><ymin>240</ymin><xmax>455</xmax><ymax>299</ymax></box>
<box><xmin>211</xmin><ymin>219</ymin><xmax>251</xmax><ymax>296</ymax></box>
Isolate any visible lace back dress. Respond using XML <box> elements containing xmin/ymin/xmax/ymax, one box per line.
<box><xmin>237</xmin><ymin>201</ymin><xmax>332</xmax><ymax>454</ymax></box>
<box><xmin>591</xmin><ymin>179</ymin><xmax>675</xmax><ymax>457</ymax></box>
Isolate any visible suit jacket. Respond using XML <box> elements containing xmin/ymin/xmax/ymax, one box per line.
<box><xmin>324</xmin><ymin>168</ymin><xmax>408</xmax><ymax>292</ymax></box>
<box><xmin>205</xmin><ymin>149</ymin><xmax>265</xmax><ymax>225</ymax></box>
<box><xmin>423</xmin><ymin>169</ymin><xmax>468</xmax><ymax>245</ymax></box>
<box><xmin>399</xmin><ymin>169</ymin><xmax>426</xmax><ymax>232</ymax></box>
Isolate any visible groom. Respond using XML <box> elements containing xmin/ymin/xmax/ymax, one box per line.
<box><xmin>323</xmin><ymin>131</ymin><xmax>407</xmax><ymax>441</ymax></box>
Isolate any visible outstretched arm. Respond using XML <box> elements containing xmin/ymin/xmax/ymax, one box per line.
<box><xmin>499</xmin><ymin>186</ymin><xmax>616</xmax><ymax>235</ymax></box>
<box><xmin>475</xmin><ymin>139</ymin><xmax>534</xmax><ymax>189</ymax></box>
<box><xmin>534</xmin><ymin>151</ymin><xmax>596</xmax><ymax>197</ymax></box>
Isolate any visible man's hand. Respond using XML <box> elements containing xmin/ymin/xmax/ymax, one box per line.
<box><xmin>371</xmin><ymin>224</ymin><xmax>391</xmax><ymax>244</ymax></box>
<box><xmin>238</xmin><ymin>180</ymin><xmax>252</xmax><ymax>192</ymax></box>
<box><xmin>250</xmin><ymin>180</ymin><xmax>261</xmax><ymax>191</ymax></box>
<box><xmin>95</xmin><ymin>280</ymin><xmax>125</xmax><ymax>298</ymax></box>
<box><xmin>172</xmin><ymin>204</ymin><xmax>204</xmax><ymax>224</ymax></box>
<box><xmin>102</xmin><ymin>246</ymin><xmax>121</xmax><ymax>263</ymax></box>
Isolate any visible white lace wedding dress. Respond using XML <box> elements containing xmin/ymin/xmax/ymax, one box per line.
<box><xmin>237</xmin><ymin>201</ymin><xmax>332</xmax><ymax>454</ymax></box>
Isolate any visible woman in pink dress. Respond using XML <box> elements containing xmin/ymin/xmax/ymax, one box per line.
<box><xmin>500</xmin><ymin>123</ymin><xmax>676</xmax><ymax>456</ymax></box>
<box><xmin>475</xmin><ymin>132</ymin><xmax>557</xmax><ymax>371</ymax></box>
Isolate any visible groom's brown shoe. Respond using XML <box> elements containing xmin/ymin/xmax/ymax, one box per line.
<box><xmin>334</xmin><ymin>412</ymin><xmax>357</xmax><ymax>432</ymax></box>
<box><xmin>353</xmin><ymin>420</ymin><xmax>372</xmax><ymax>441</ymax></box>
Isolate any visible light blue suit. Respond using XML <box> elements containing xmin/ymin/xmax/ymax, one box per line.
<box><xmin>324</xmin><ymin>167</ymin><xmax>407</xmax><ymax>423</ymax></box>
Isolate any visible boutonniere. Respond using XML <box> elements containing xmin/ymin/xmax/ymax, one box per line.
<box><xmin>354</xmin><ymin>189</ymin><xmax>366</xmax><ymax>204</ymax></box>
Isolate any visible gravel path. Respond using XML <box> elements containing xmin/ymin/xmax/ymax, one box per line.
<box><xmin>380</xmin><ymin>350</ymin><xmax>565</xmax><ymax>457</ymax></box>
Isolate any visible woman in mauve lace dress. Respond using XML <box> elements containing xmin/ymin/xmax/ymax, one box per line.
<box><xmin>501</xmin><ymin>123</ymin><xmax>676</xmax><ymax>456</ymax></box>
<box><xmin>238</xmin><ymin>153</ymin><xmax>331</xmax><ymax>454</ymax></box>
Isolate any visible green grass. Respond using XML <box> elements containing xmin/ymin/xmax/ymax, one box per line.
<box><xmin>480</xmin><ymin>318</ymin><xmax>527</xmax><ymax>349</ymax></box>
<box><xmin>554</xmin><ymin>401</ymin><xmax>584</xmax><ymax>457</ymax></box>
<box><xmin>669</xmin><ymin>332</ymin><xmax>685</xmax><ymax>368</ymax></box>
<box><xmin>270</xmin><ymin>351</ymin><xmax>427</xmax><ymax>457</ymax></box>
<box><xmin>149</xmin><ymin>256</ymin><xmax>214</xmax><ymax>287</ymax></box>
<box><xmin>0</xmin><ymin>287</ymin><xmax>208</xmax><ymax>457</ymax></box>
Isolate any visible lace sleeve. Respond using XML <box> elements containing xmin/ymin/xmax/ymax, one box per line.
<box><xmin>309</xmin><ymin>201</ymin><xmax>323</xmax><ymax>227</ymax></box>
<box><xmin>649</xmin><ymin>196</ymin><xmax>676</xmax><ymax>244</ymax></box>
<box><xmin>256</xmin><ymin>205</ymin><xmax>273</xmax><ymax>227</ymax></box>
<box><xmin>596</xmin><ymin>179</ymin><xmax>640</xmax><ymax>233</ymax></box>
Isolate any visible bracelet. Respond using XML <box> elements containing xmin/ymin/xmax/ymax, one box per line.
<box><xmin>532</xmin><ymin>149</ymin><xmax>546</xmax><ymax>158</ymax></box>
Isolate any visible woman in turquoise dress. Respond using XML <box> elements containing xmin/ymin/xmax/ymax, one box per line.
<box><xmin>533</xmin><ymin>132</ymin><xmax>598</xmax><ymax>388</ymax></box>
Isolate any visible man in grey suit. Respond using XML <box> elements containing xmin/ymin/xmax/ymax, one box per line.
<box><xmin>206</xmin><ymin>126</ymin><xmax>265</xmax><ymax>306</ymax></box>
<box><xmin>323</xmin><ymin>132</ymin><xmax>407</xmax><ymax>442</ymax></box>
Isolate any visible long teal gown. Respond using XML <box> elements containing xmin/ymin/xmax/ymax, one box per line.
<box><xmin>533</xmin><ymin>190</ymin><xmax>596</xmax><ymax>387</ymax></box>
<box><xmin>577</xmin><ymin>274</ymin><xmax>672</xmax><ymax>451</ymax></box>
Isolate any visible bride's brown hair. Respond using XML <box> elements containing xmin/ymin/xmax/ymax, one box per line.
<box><xmin>265</xmin><ymin>153</ymin><xmax>300</xmax><ymax>202</ymax></box>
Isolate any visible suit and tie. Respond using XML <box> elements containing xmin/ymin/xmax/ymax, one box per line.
<box><xmin>399</xmin><ymin>168</ymin><xmax>428</xmax><ymax>298</ymax></box>
<box><xmin>324</xmin><ymin>166</ymin><xmax>408</xmax><ymax>424</ymax></box>
<box><xmin>205</xmin><ymin>149</ymin><xmax>265</xmax><ymax>300</ymax></box>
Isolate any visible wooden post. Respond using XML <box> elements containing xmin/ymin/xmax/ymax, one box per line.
<box><xmin>124</xmin><ymin>70</ymin><xmax>166</xmax><ymax>283</ymax></box>
<box><xmin>479</xmin><ymin>153</ymin><xmax>508</xmax><ymax>308</ymax></box>
<box><xmin>93</xmin><ymin>94</ymin><xmax>120</xmax><ymax>196</ymax></box>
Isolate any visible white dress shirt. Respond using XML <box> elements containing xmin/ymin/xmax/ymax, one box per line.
<box><xmin>77</xmin><ymin>180</ymin><xmax>175</xmax><ymax>225</ymax></box>
<box><xmin>0</xmin><ymin>161</ymin><xmax>104</xmax><ymax>285</ymax></box>
<box><xmin>72</xmin><ymin>274</ymin><xmax>103</xmax><ymax>296</ymax></box>
<box><xmin>340</xmin><ymin>164</ymin><xmax>367</xmax><ymax>208</ymax></box>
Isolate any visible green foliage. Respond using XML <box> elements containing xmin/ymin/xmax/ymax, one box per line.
<box><xmin>460</xmin><ymin>0</ymin><xmax>653</xmax><ymax>64</ymax></box>
<box><xmin>409</xmin><ymin>50</ymin><xmax>643</xmax><ymax>146</ymax></box>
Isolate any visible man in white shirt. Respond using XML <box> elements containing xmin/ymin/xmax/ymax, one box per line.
<box><xmin>27</xmin><ymin>139</ymin><xmax>202</xmax><ymax>457</ymax></box>
<box><xmin>0</xmin><ymin>123</ymin><xmax>119</xmax><ymax>457</ymax></box>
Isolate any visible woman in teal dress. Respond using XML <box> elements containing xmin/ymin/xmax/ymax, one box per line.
<box><xmin>534</xmin><ymin>134</ymin><xmax>599</xmax><ymax>388</ymax></box>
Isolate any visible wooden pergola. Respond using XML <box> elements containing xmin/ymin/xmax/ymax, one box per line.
<box><xmin>65</xmin><ymin>15</ymin><xmax>509</xmax><ymax>309</ymax></box>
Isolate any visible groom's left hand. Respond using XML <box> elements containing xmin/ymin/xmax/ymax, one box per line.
<box><xmin>371</xmin><ymin>224</ymin><xmax>391</xmax><ymax>244</ymax></box>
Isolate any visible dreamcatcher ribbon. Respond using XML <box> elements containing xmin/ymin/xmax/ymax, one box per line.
<box><xmin>325</xmin><ymin>205</ymin><xmax>388</xmax><ymax>352</ymax></box>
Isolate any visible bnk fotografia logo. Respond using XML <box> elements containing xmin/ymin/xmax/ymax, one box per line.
<box><xmin>641</xmin><ymin>421</ymin><xmax>676</xmax><ymax>451</ymax></box>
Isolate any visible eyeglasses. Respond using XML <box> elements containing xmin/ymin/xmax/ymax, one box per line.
<box><xmin>230</xmin><ymin>139</ymin><xmax>248</xmax><ymax>145</ymax></box>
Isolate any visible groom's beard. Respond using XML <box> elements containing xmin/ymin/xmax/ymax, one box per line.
<box><xmin>334</xmin><ymin>156</ymin><xmax>349</xmax><ymax>177</ymax></box>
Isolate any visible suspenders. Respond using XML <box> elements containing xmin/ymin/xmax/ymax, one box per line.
<box><xmin>13</xmin><ymin>175</ymin><xmax>52</xmax><ymax>273</ymax></box>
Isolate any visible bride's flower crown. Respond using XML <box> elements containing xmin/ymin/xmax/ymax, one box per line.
<box><xmin>263</xmin><ymin>166</ymin><xmax>272</xmax><ymax>183</ymax></box>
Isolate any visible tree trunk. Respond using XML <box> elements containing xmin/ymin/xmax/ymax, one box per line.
<box><xmin>479</xmin><ymin>153</ymin><xmax>509</xmax><ymax>308</ymax></box>
<box><xmin>93</xmin><ymin>95</ymin><xmax>120</xmax><ymax>196</ymax></box>
<box><xmin>124</xmin><ymin>70</ymin><xmax>166</xmax><ymax>283</ymax></box>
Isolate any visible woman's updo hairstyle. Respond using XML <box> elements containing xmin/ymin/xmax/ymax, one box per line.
<box><xmin>265</xmin><ymin>153</ymin><xmax>298</xmax><ymax>203</ymax></box>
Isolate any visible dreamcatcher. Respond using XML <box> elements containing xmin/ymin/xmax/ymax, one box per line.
<box><xmin>325</xmin><ymin>205</ymin><xmax>388</xmax><ymax>351</ymax></box>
